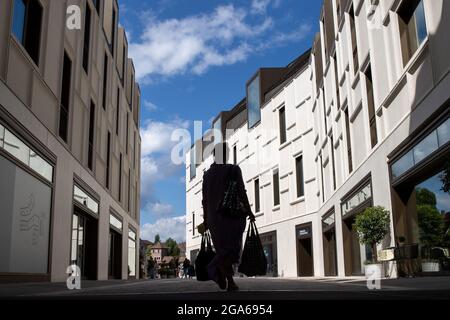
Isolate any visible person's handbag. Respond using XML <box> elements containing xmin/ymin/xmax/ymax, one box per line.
<box><xmin>217</xmin><ymin>166</ymin><xmax>247</xmax><ymax>219</ymax></box>
<box><xmin>195</xmin><ymin>231</ymin><xmax>216</xmax><ymax>281</ymax></box>
<box><xmin>238</xmin><ymin>220</ymin><xmax>267</xmax><ymax>277</ymax></box>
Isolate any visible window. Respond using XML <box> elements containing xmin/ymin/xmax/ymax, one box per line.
<box><xmin>102</xmin><ymin>53</ymin><xmax>108</xmax><ymax>110</ymax></box>
<box><xmin>106</xmin><ymin>131</ymin><xmax>111</xmax><ymax>189</ymax></box>
<box><xmin>119</xmin><ymin>153</ymin><xmax>123</xmax><ymax>201</ymax></box>
<box><xmin>365</xmin><ymin>63</ymin><xmax>378</xmax><ymax>148</ymax></box>
<box><xmin>126</xmin><ymin>113</ymin><xmax>129</xmax><ymax>154</ymax></box>
<box><xmin>128</xmin><ymin>168</ymin><xmax>131</xmax><ymax>212</ymax></box>
<box><xmin>344</xmin><ymin>108</ymin><xmax>353</xmax><ymax>173</ymax></box>
<box><xmin>133</xmin><ymin>131</ymin><xmax>136</xmax><ymax>169</ymax></box>
<box><xmin>320</xmin><ymin>154</ymin><xmax>325</xmax><ymax>202</ymax></box>
<box><xmin>88</xmin><ymin>101</ymin><xmax>95</xmax><ymax>170</ymax></box>
<box><xmin>392</xmin><ymin>117</ymin><xmax>450</xmax><ymax>179</ymax></box>
<box><xmin>398</xmin><ymin>0</ymin><xmax>427</xmax><ymax>66</ymax></box>
<box><xmin>128</xmin><ymin>230</ymin><xmax>136</xmax><ymax>277</ymax></box>
<box><xmin>295</xmin><ymin>156</ymin><xmax>305</xmax><ymax>198</ymax></box>
<box><xmin>279</xmin><ymin>107</ymin><xmax>287</xmax><ymax>144</ymax></box>
<box><xmin>1</xmin><ymin>125</ymin><xmax>53</xmax><ymax>182</ymax></box>
<box><xmin>116</xmin><ymin>88</ymin><xmax>120</xmax><ymax>135</ymax></box>
<box><xmin>233</xmin><ymin>145</ymin><xmax>237</xmax><ymax>165</ymax></box>
<box><xmin>12</xmin><ymin>0</ymin><xmax>43</xmax><ymax>66</ymax></box>
<box><xmin>333</xmin><ymin>54</ymin><xmax>340</xmax><ymax>110</ymax></box>
<box><xmin>254</xmin><ymin>179</ymin><xmax>260</xmax><ymax>213</ymax></box>
<box><xmin>130</xmin><ymin>75</ymin><xmax>134</xmax><ymax>111</ymax></box>
<box><xmin>247</xmin><ymin>75</ymin><xmax>261</xmax><ymax>129</ymax></box>
<box><xmin>82</xmin><ymin>4</ymin><xmax>92</xmax><ymax>73</ymax></box>
<box><xmin>59</xmin><ymin>52</ymin><xmax>72</xmax><ymax>142</ymax></box>
<box><xmin>192</xmin><ymin>214</ymin><xmax>195</xmax><ymax>236</ymax></box>
<box><xmin>92</xmin><ymin>0</ymin><xmax>101</xmax><ymax>15</ymax></box>
<box><xmin>330</xmin><ymin>135</ymin><xmax>337</xmax><ymax>191</ymax></box>
<box><xmin>273</xmin><ymin>170</ymin><xmax>280</xmax><ymax>207</ymax></box>
<box><xmin>122</xmin><ymin>44</ymin><xmax>127</xmax><ymax>81</ymax></box>
<box><xmin>322</xmin><ymin>89</ymin><xmax>328</xmax><ymax>135</ymax></box>
<box><xmin>111</xmin><ymin>7</ymin><xmax>117</xmax><ymax>56</ymax></box>
<box><xmin>349</xmin><ymin>5</ymin><xmax>359</xmax><ymax>75</ymax></box>
<box><xmin>190</xmin><ymin>146</ymin><xmax>196</xmax><ymax>180</ymax></box>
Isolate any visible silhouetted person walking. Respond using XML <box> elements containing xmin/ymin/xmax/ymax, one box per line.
<box><xmin>201</xmin><ymin>142</ymin><xmax>255</xmax><ymax>291</ymax></box>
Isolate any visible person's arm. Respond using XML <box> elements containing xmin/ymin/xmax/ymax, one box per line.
<box><xmin>235</xmin><ymin>166</ymin><xmax>255</xmax><ymax>220</ymax></box>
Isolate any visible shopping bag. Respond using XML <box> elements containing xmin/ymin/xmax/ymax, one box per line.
<box><xmin>195</xmin><ymin>231</ymin><xmax>216</xmax><ymax>281</ymax></box>
<box><xmin>238</xmin><ymin>220</ymin><xmax>267</xmax><ymax>277</ymax></box>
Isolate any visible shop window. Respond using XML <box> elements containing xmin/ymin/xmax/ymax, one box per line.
<box><xmin>0</xmin><ymin>155</ymin><xmax>52</xmax><ymax>274</ymax></box>
<box><xmin>12</xmin><ymin>0</ymin><xmax>43</xmax><ymax>66</ymax></box>
<box><xmin>128</xmin><ymin>230</ymin><xmax>136</xmax><ymax>277</ymax></box>
<box><xmin>1</xmin><ymin>126</ymin><xmax>53</xmax><ymax>182</ymax></box>
<box><xmin>392</xmin><ymin>117</ymin><xmax>450</xmax><ymax>179</ymax></box>
<box><xmin>398</xmin><ymin>0</ymin><xmax>428</xmax><ymax>66</ymax></box>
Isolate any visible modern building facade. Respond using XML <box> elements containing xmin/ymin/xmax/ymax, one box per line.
<box><xmin>0</xmin><ymin>0</ymin><xmax>141</xmax><ymax>282</ymax></box>
<box><xmin>186</xmin><ymin>0</ymin><xmax>450</xmax><ymax>278</ymax></box>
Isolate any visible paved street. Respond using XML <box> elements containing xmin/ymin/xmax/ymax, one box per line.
<box><xmin>1</xmin><ymin>277</ymin><xmax>450</xmax><ymax>300</ymax></box>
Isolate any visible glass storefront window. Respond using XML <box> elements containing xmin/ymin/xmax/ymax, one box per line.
<box><xmin>0</xmin><ymin>155</ymin><xmax>52</xmax><ymax>274</ymax></box>
<box><xmin>392</xmin><ymin>150</ymin><xmax>414</xmax><ymax>179</ymax></box>
<box><xmin>128</xmin><ymin>236</ymin><xmax>136</xmax><ymax>277</ymax></box>
<box><xmin>342</xmin><ymin>182</ymin><xmax>372</xmax><ymax>217</ymax></box>
<box><xmin>73</xmin><ymin>185</ymin><xmax>99</xmax><ymax>214</ymax></box>
<box><xmin>392</xmin><ymin>117</ymin><xmax>450</xmax><ymax>179</ymax></box>
<box><xmin>110</xmin><ymin>214</ymin><xmax>122</xmax><ymax>231</ymax></box>
<box><xmin>29</xmin><ymin>151</ymin><xmax>53</xmax><ymax>182</ymax></box>
<box><xmin>413</xmin><ymin>131</ymin><xmax>438</xmax><ymax>164</ymax></box>
<box><xmin>0</xmin><ymin>126</ymin><xmax>53</xmax><ymax>183</ymax></box>
<box><xmin>437</xmin><ymin>117</ymin><xmax>450</xmax><ymax>147</ymax></box>
<box><xmin>4</xmin><ymin>129</ymin><xmax>30</xmax><ymax>165</ymax></box>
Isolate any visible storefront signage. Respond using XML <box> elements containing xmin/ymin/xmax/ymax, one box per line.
<box><xmin>110</xmin><ymin>214</ymin><xmax>123</xmax><ymax>231</ymax></box>
<box><xmin>73</xmin><ymin>185</ymin><xmax>99</xmax><ymax>214</ymax></box>
<box><xmin>298</xmin><ymin>227</ymin><xmax>311</xmax><ymax>237</ymax></box>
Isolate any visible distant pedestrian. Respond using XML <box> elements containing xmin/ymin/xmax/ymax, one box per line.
<box><xmin>183</xmin><ymin>259</ymin><xmax>191</xmax><ymax>279</ymax></box>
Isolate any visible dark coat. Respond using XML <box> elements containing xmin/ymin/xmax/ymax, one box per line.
<box><xmin>202</xmin><ymin>163</ymin><xmax>251</xmax><ymax>263</ymax></box>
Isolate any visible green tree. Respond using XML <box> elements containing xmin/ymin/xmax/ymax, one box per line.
<box><xmin>417</xmin><ymin>204</ymin><xmax>444</xmax><ymax>259</ymax></box>
<box><xmin>166</xmin><ymin>238</ymin><xmax>181</xmax><ymax>257</ymax></box>
<box><xmin>353</xmin><ymin>206</ymin><xmax>391</xmax><ymax>263</ymax></box>
<box><xmin>441</xmin><ymin>161</ymin><xmax>450</xmax><ymax>194</ymax></box>
<box><xmin>154</xmin><ymin>234</ymin><xmax>161</xmax><ymax>243</ymax></box>
<box><xmin>416</xmin><ymin>188</ymin><xmax>437</xmax><ymax>206</ymax></box>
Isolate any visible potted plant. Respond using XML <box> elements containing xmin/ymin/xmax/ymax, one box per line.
<box><xmin>353</xmin><ymin>206</ymin><xmax>391</xmax><ymax>276</ymax></box>
<box><xmin>417</xmin><ymin>203</ymin><xmax>444</xmax><ymax>272</ymax></box>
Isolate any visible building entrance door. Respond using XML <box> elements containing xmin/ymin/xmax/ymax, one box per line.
<box><xmin>109</xmin><ymin>229</ymin><xmax>122</xmax><ymax>279</ymax></box>
<box><xmin>71</xmin><ymin>206</ymin><xmax>98</xmax><ymax>280</ymax></box>
<box><xmin>296</xmin><ymin>224</ymin><xmax>314</xmax><ymax>277</ymax></box>
<box><xmin>323</xmin><ymin>228</ymin><xmax>337</xmax><ymax>276</ymax></box>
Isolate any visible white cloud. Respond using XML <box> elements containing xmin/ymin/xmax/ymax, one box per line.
<box><xmin>251</xmin><ymin>0</ymin><xmax>271</xmax><ymax>14</ymax></box>
<box><xmin>143</xmin><ymin>100</ymin><xmax>158</xmax><ymax>112</ymax></box>
<box><xmin>139</xmin><ymin>118</ymin><xmax>190</xmax><ymax>213</ymax></box>
<box><xmin>149</xmin><ymin>202</ymin><xmax>174</xmax><ymax>216</ymax></box>
<box><xmin>129</xmin><ymin>4</ymin><xmax>273</xmax><ymax>81</ymax></box>
<box><xmin>141</xmin><ymin>216</ymin><xmax>186</xmax><ymax>242</ymax></box>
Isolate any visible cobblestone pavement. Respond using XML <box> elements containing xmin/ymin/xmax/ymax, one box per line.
<box><xmin>1</xmin><ymin>277</ymin><xmax>450</xmax><ymax>300</ymax></box>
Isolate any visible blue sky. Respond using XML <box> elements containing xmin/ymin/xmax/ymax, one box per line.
<box><xmin>118</xmin><ymin>0</ymin><xmax>323</xmax><ymax>242</ymax></box>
